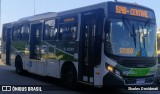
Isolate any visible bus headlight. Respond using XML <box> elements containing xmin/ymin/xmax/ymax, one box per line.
<box><xmin>105</xmin><ymin>63</ymin><xmax>122</xmax><ymax>79</ymax></box>
<box><xmin>107</xmin><ymin>65</ymin><xmax>114</xmax><ymax>72</ymax></box>
<box><xmin>105</xmin><ymin>62</ymin><xmax>114</xmax><ymax>73</ymax></box>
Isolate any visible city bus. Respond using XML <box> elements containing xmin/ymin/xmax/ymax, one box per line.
<box><xmin>1</xmin><ymin>1</ymin><xmax>157</xmax><ymax>87</ymax></box>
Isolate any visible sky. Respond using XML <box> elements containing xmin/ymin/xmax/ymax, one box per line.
<box><xmin>1</xmin><ymin>0</ymin><xmax>160</xmax><ymax>34</ymax></box>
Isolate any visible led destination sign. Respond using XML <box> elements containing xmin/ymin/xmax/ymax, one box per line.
<box><xmin>60</xmin><ymin>15</ymin><xmax>78</xmax><ymax>24</ymax></box>
<box><xmin>108</xmin><ymin>3</ymin><xmax>155</xmax><ymax>19</ymax></box>
<box><xmin>116</xmin><ymin>5</ymin><xmax>148</xmax><ymax>18</ymax></box>
<box><xmin>64</xmin><ymin>18</ymin><xmax>75</xmax><ymax>22</ymax></box>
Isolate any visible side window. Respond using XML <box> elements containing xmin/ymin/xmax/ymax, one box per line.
<box><xmin>12</xmin><ymin>26</ymin><xmax>22</xmax><ymax>41</ymax></box>
<box><xmin>21</xmin><ymin>24</ymin><xmax>29</xmax><ymax>41</ymax></box>
<box><xmin>44</xmin><ymin>19</ymin><xmax>57</xmax><ymax>40</ymax></box>
<box><xmin>34</xmin><ymin>23</ymin><xmax>42</xmax><ymax>41</ymax></box>
<box><xmin>2</xmin><ymin>27</ymin><xmax>6</xmax><ymax>41</ymax></box>
<box><xmin>71</xmin><ymin>26</ymin><xmax>77</xmax><ymax>40</ymax></box>
<box><xmin>59</xmin><ymin>25</ymin><xmax>77</xmax><ymax>41</ymax></box>
<box><xmin>12</xmin><ymin>24</ymin><xmax>29</xmax><ymax>41</ymax></box>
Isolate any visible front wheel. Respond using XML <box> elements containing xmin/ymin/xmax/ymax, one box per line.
<box><xmin>61</xmin><ymin>68</ymin><xmax>77</xmax><ymax>88</ymax></box>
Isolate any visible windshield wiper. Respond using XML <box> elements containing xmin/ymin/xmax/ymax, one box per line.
<box><xmin>140</xmin><ymin>20</ymin><xmax>151</xmax><ymax>49</ymax></box>
<box><xmin>144</xmin><ymin>19</ymin><xmax>150</xmax><ymax>37</ymax></box>
<box><xmin>122</xmin><ymin>17</ymin><xmax>136</xmax><ymax>48</ymax></box>
<box><xmin>140</xmin><ymin>24</ymin><xmax>146</xmax><ymax>49</ymax></box>
<box><xmin>132</xmin><ymin>24</ymin><xmax>137</xmax><ymax>48</ymax></box>
<box><xmin>145</xmin><ymin>19</ymin><xmax>150</xmax><ymax>27</ymax></box>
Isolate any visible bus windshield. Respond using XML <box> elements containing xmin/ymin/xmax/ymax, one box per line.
<box><xmin>105</xmin><ymin>18</ymin><xmax>156</xmax><ymax>57</ymax></box>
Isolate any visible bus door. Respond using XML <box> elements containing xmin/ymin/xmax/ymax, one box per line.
<box><xmin>30</xmin><ymin>23</ymin><xmax>42</xmax><ymax>60</ymax></box>
<box><xmin>6</xmin><ymin>27</ymin><xmax>12</xmax><ymax>65</ymax></box>
<box><xmin>79</xmin><ymin>11</ymin><xmax>100</xmax><ymax>84</ymax></box>
<box><xmin>79</xmin><ymin>10</ymin><xmax>104</xmax><ymax>84</ymax></box>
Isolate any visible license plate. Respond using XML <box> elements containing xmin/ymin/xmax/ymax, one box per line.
<box><xmin>136</xmin><ymin>79</ymin><xmax>145</xmax><ymax>84</ymax></box>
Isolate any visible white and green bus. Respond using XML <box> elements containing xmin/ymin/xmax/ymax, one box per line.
<box><xmin>1</xmin><ymin>1</ymin><xmax>157</xmax><ymax>87</ymax></box>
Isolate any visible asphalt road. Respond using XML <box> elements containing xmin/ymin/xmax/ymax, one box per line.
<box><xmin>0</xmin><ymin>60</ymin><xmax>159</xmax><ymax>94</ymax></box>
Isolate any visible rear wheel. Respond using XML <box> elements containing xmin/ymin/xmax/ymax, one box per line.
<box><xmin>15</xmin><ymin>57</ymin><xmax>24</xmax><ymax>75</ymax></box>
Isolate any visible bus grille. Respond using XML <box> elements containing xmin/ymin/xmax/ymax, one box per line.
<box><xmin>120</xmin><ymin>60</ymin><xmax>155</xmax><ymax>68</ymax></box>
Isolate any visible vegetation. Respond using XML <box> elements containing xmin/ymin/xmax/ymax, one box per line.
<box><xmin>157</xmin><ymin>32</ymin><xmax>160</xmax><ymax>56</ymax></box>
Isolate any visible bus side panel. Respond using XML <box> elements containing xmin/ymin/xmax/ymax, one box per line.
<box><xmin>10</xmin><ymin>46</ymin><xmax>16</xmax><ymax>67</ymax></box>
<box><xmin>28</xmin><ymin>60</ymin><xmax>37</xmax><ymax>74</ymax></box>
<box><xmin>36</xmin><ymin>61</ymin><xmax>47</xmax><ymax>76</ymax></box>
<box><xmin>1</xmin><ymin>42</ymin><xmax>6</xmax><ymax>64</ymax></box>
<box><xmin>46</xmin><ymin>59</ymin><xmax>60</xmax><ymax>78</ymax></box>
<box><xmin>23</xmin><ymin>56</ymin><xmax>29</xmax><ymax>70</ymax></box>
<box><xmin>41</xmin><ymin>41</ymin><xmax>60</xmax><ymax>77</ymax></box>
<box><xmin>27</xmin><ymin>60</ymin><xmax>47</xmax><ymax>76</ymax></box>
<box><xmin>42</xmin><ymin>40</ymin><xmax>78</xmax><ymax>78</ymax></box>
<box><xmin>1</xmin><ymin>26</ymin><xmax>6</xmax><ymax>64</ymax></box>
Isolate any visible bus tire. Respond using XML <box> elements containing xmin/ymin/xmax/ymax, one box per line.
<box><xmin>61</xmin><ymin>64</ymin><xmax>77</xmax><ymax>88</ymax></box>
<box><xmin>15</xmin><ymin>57</ymin><xmax>24</xmax><ymax>75</ymax></box>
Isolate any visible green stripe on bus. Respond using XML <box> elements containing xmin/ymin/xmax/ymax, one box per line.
<box><xmin>116</xmin><ymin>64</ymin><xmax>156</xmax><ymax>77</ymax></box>
<box><xmin>128</xmin><ymin>68</ymin><xmax>151</xmax><ymax>76</ymax></box>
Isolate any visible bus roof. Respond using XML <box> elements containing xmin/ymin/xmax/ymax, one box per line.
<box><xmin>58</xmin><ymin>2</ymin><xmax>108</xmax><ymax>16</ymax></box>
<box><xmin>3</xmin><ymin>21</ymin><xmax>17</xmax><ymax>27</ymax></box>
<box><xmin>18</xmin><ymin>12</ymin><xmax>57</xmax><ymax>22</ymax></box>
<box><xmin>58</xmin><ymin>1</ymin><xmax>154</xmax><ymax>16</ymax></box>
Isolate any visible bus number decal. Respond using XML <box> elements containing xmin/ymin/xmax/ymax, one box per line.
<box><xmin>120</xmin><ymin>48</ymin><xmax>134</xmax><ymax>54</ymax></box>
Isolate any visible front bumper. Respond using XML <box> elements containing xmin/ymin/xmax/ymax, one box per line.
<box><xmin>103</xmin><ymin>72</ymin><xmax>156</xmax><ymax>86</ymax></box>
<box><xmin>103</xmin><ymin>72</ymin><xmax>124</xmax><ymax>86</ymax></box>
<box><xmin>124</xmin><ymin>76</ymin><xmax>155</xmax><ymax>86</ymax></box>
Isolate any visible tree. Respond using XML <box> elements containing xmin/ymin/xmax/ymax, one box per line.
<box><xmin>157</xmin><ymin>33</ymin><xmax>160</xmax><ymax>51</ymax></box>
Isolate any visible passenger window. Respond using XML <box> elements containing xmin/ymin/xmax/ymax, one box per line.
<box><xmin>21</xmin><ymin>24</ymin><xmax>29</xmax><ymax>41</ymax></box>
<box><xmin>71</xmin><ymin>26</ymin><xmax>77</xmax><ymax>40</ymax></box>
<box><xmin>2</xmin><ymin>27</ymin><xmax>7</xmax><ymax>41</ymax></box>
<box><xmin>44</xmin><ymin>19</ymin><xmax>57</xmax><ymax>40</ymax></box>
<box><xmin>59</xmin><ymin>25</ymin><xmax>77</xmax><ymax>41</ymax></box>
<box><xmin>12</xmin><ymin>24</ymin><xmax>29</xmax><ymax>41</ymax></box>
<box><xmin>12</xmin><ymin>26</ymin><xmax>22</xmax><ymax>41</ymax></box>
